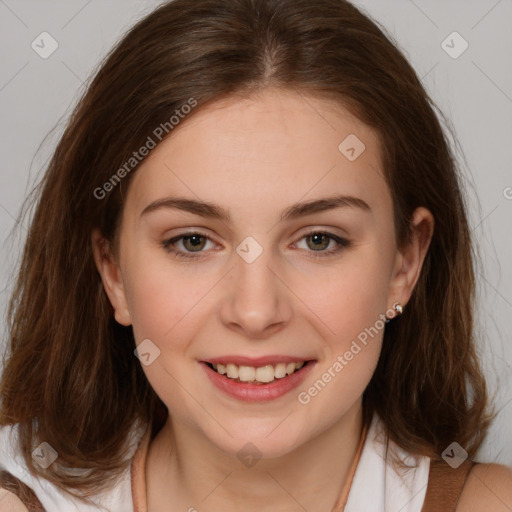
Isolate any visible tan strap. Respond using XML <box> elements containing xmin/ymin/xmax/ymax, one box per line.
<box><xmin>131</xmin><ymin>423</ymin><xmax>152</xmax><ymax>512</ymax></box>
<box><xmin>0</xmin><ymin>471</ymin><xmax>46</xmax><ymax>512</ymax></box>
<box><xmin>331</xmin><ymin>421</ymin><xmax>368</xmax><ymax>511</ymax></box>
<box><xmin>421</xmin><ymin>459</ymin><xmax>476</xmax><ymax>512</ymax></box>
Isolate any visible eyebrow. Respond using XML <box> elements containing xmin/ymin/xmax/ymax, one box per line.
<box><xmin>140</xmin><ymin>194</ymin><xmax>371</xmax><ymax>222</ymax></box>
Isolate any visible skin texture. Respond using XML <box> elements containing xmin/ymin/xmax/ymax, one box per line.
<box><xmin>456</xmin><ymin>463</ymin><xmax>512</xmax><ymax>511</ymax></box>
<box><xmin>93</xmin><ymin>88</ymin><xmax>435</xmax><ymax>511</ymax></box>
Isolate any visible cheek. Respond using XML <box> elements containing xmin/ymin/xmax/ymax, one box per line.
<box><xmin>124</xmin><ymin>259</ymin><xmax>209</xmax><ymax>417</ymax></box>
<box><xmin>299</xmin><ymin>246</ymin><xmax>389</xmax><ymax>406</ymax></box>
<box><xmin>311</xmin><ymin>249</ymin><xmax>392</xmax><ymax>343</ymax></box>
<box><xmin>297</xmin><ymin>265</ymin><xmax>387</xmax><ymax>420</ymax></box>
<box><xmin>124</xmin><ymin>248</ymin><xmax>215</xmax><ymax>343</ymax></box>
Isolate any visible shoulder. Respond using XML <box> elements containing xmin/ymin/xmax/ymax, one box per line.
<box><xmin>456</xmin><ymin>462</ymin><xmax>512</xmax><ymax>511</ymax></box>
<box><xmin>0</xmin><ymin>420</ymin><xmax>148</xmax><ymax>511</ymax></box>
<box><xmin>0</xmin><ymin>488</ymin><xmax>30</xmax><ymax>512</ymax></box>
<box><xmin>0</xmin><ymin>470</ymin><xmax>46</xmax><ymax>512</ymax></box>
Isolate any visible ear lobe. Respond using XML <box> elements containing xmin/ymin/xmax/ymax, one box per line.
<box><xmin>91</xmin><ymin>229</ymin><xmax>132</xmax><ymax>326</ymax></box>
<box><xmin>388</xmin><ymin>207</ymin><xmax>434</xmax><ymax>308</ymax></box>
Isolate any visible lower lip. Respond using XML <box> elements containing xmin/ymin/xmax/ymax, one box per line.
<box><xmin>200</xmin><ymin>361</ymin><xmax>316</xmax><ymax>402</ymax></box>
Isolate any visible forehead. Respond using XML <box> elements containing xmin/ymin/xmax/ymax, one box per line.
<box><xmin>125</xmin><ymin>88</ymin><xmax>389</xmax><ymax>221</ymax></box>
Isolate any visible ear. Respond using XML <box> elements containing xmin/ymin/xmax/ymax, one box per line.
<box><xmin>387</xmin><ymin>207</ymin><xmax>434</xmax><ymax>310</ymax></box>
<box><xmin>91</xmin><ymin>229</ymin><xmax>132</xmax><ymax>326</ymax></box>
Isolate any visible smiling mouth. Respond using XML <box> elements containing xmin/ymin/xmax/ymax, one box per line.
<box><xmin>205</xmin><ymin>360</ymin><xmax>312</xmax><ymax>385</ymax></box>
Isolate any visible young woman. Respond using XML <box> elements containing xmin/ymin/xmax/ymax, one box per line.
<box><xmin>1</xmin><ymin>0</ymin><xmax>511</xmax><ymax>510</ymax></box>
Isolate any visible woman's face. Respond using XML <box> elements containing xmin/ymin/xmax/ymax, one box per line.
<box><xmin>95</xmin><ymin>88</ymin><xmax>431</xmax><ymax>457</ymax></box>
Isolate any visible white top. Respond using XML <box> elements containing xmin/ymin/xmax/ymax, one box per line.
<box><xmin>0</xmin><ymin>420</ymin><xmax>145</xmax><ymax>512</ymax></box>
<box><xmin>345</xmin><ymin>415</ymin><xmax>430</xmax><ymax>511</ymax></box>
<box><xmin>0</xmin><ymin>414</ymin><xmax>430</xmax><ymax>511</ymax></box>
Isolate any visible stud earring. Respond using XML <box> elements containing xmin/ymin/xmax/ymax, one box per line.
<box><xmin>385</xmin><ymin>302</ymin><xmax>404</xmax><ymax>322</ymax></box>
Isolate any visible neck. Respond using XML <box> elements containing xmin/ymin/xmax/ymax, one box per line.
<box><xmin>146</xmin><ymin>401</ymin><xmax>364</xmax><ymax>512</ymax></box>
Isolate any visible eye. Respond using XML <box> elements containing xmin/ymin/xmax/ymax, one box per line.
<box><xmin>162</xmin><ymin>231</ymin><xmax>216</xmax><ymax>260</ymax></box>
<box><xmin>294</xmin><ymin>231</ymin><xmax>350</xmax><ymax>258</ymax></box>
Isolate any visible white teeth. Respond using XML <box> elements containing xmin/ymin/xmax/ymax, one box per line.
<box><xmin>255</xmin><ymin>365</ymin><xmax>274</xmax><ymax>383</ymax></box>
<box><xmin>238</xmin><ymin>365</ymin><xmax>256</xmax><ymax>382</ymax></box>
<box><xmin>274</xmin><ymin>363</ymin><xmax>287</xmax><ymax>379</ymax></box>
<box><xmin>226</xmin><ymin>363</ymin><xmax>238</xmax><ymax>379</ymax></box>
<box><xmin>211</xmin><ymin>361</ymin><xmax>307</xmax><ymax>383</ymax></box>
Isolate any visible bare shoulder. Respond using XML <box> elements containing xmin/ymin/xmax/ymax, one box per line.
<box><xmin>0</xmin><ymin>488</ymin><xmax>30</xmax><ymax>512</ymax></box>
<box><xmin>456</xmin><ymin>463</ymin><xmax>512</xmax><ymax>511</ymax></box>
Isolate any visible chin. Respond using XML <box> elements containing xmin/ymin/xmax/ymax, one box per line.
<box><xmin>206</xmin><ymin>422</ymin><xmax>305</xmax><ymax>460</ymax></box>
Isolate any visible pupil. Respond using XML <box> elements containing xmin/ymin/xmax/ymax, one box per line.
<box><xmin>309</xmin><ymin>233</ymin><xmax>327</xmax><ymax>250</ymax></box>
<box><xmin>185</xmin><ymin>235</ymin><xmax>204</xmax><ymax>251</ymax></box>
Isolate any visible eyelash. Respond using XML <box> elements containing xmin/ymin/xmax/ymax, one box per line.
<box><xmin>161</xmin><ymin>230</ymin><xmax>350</xmax><ymax>260</ymax></box>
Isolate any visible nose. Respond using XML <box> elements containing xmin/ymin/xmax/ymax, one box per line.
<box><xmin>218</xmin><ymin>246</ymin><xmax>293</xmax><ymax>339</ymax></box>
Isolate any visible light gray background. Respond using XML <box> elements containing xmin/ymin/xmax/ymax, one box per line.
<box><xmin>1</xmin><ymin>0</ymin><xmax>511</xmax><ymax>465</ymax></box>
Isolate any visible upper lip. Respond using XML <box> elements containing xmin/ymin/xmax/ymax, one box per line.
<box><xmin>202</xmin><ymin>355</ymin><xmax>315</xmax><ymax>366</ymax></box>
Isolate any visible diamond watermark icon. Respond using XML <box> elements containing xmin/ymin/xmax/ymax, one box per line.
<box><xmin>237</xmin><ymin>441</ymin><xmax>262</xmax><ymax>468</ymax></box>
<box><xmin>442</xmin><ymin>441</ymin><xmax>468</xmax><ymax>469</ymax></box>
<box><xmin>31</xmin><ymin>32</ymin><xmax>59</xmax><ymax>59</ymax></box>
<box><xmin>338</xmin><ymin>134</ymin><xmax>366</xmax><ymax>162</ymax></box>
<box><xmin>441</xmin><ymin>32</ymin><xmax>469</xmax><ymax>59</ymax></box>
<box><xmin>134</xmin><ymin>338</ymin><xmax>161</xmax><ymax>366</ymax></box>
<box><xmin>236</xmin><ymin>236</ymin><xmax>263</xmax><ymax>264</ymax></box>
<box><xmin>32</xmin><ymin>442</ymin><xmax>58</xmax><ymax>469</ymax></box>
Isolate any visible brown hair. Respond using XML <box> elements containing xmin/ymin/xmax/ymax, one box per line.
<box><xmin>0</xmin><ymin>0</ymin><xmax>491</xmax><ymax>501</ymax></box>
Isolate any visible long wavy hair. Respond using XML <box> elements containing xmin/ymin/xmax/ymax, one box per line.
<box><xmin>0</xmin><ymin>0</ymin><xmax>491</xmax><ymax>501</ymax></box>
